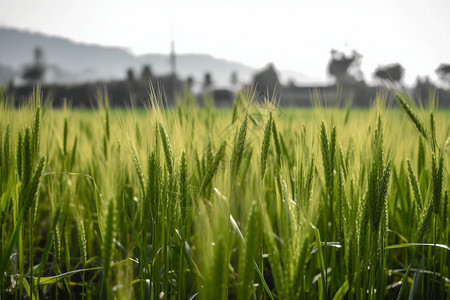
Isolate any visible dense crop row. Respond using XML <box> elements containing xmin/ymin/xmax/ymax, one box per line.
<box><xmin>0</xmin><ymin>89</ymin><xmax>448</xmax><ymax>299</ymax></box>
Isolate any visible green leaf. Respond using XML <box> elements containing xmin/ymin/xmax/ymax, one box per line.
<box><xmin>311</xmin><ymin>242</ymin><xmax>342</xmax><ymax>254</ymax></box>
<box><xmin>33</xmin><ymin>258</ymin><xmax>137</xmax><ymax>285</ymax></box>
<box><xmin>21</xmin><ymin>277</ymin><xmax>32</xmax><ymax>299</ymax></box>
<box><xmin>311</xmin><ymin>223</ymin><xmax>328</xmax><ymax>298</ymax></box>
<box><xmin>1</xmin><ymin>181</ymin><xmax>20</xmax><ymax>212</ymax></box>
<box><xmin>333</xmin><ymin>280</ymin><xmax>349</xmax><ymax>300</ymax></box>
<box><xmin>385</xmin><ymin>243</ymin><xmax>450</xmax><ymax>251</ymax></box>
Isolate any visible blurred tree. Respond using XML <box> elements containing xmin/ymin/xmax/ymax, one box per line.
<box><xmin>141</xmin><ymin>65</ymin><xmax>153</xmax><ymax>82</ymax></box>
<box><xmin>327</xmin><ymin>49</ymin><xmax>363</xmax><ymax>85</ymax></box>
<box><xmin>186</xmin><ymin>76</ymin><xmax>194</xmax><ymax>91</ymax></box>
<box><xmin>126</xmin><ymin>68</ymin><xmax>135</xmax><ymax>82</ymax></box>
<box><xmin>414</xmin><ymin>76</ymin><xmax>436</xmax><ymax>103</ymax></box>
<box><xmin>436</xmin><ymin>63</ymin><xmax>450</xmax><ymax>87</ymax></box>
<box><xmin>230</xmin><ymin>71</ymin><xmax>239</xmax><ymax>92</ymax></box>
<box><xmin>374</xmin><ymin>63</ymin><xmax>404</xmax><ymax>84</ymax></box>
<box><xmin>253</xmin><ymin>63</ymin><xmax>280</xmax><ymax>95</ymax></box>
<box><xmin>7</xmin><ymin>79</ymin><xmax>14</xmax><ymax>92</ymax></box>
<box><xmin>203</xmin><ymin>72</ymin><xmax>213</xmax><ymax>91</ymax></box>
<box><xmin>287</xmin><ymin>79</ymin><xmax>297</xmax><ymax>88</ymax></box>
<box><xmin>22</xmin><ymin>47</ymin><xmax>45</xmax><ymax>85</ymax></box>
<box><xmin>230</xmin><ymin>71</ymin><xmax>238</xmax><ymax>86</ymax></box>
<box><xmin>0</xmin><ymin>64</ymin><xmax>15</xmax><ymax>85</ymax></box>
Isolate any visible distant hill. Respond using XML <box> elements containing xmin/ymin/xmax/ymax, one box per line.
<box><xmin>0</xmin><ymin>26</ymin><xmax>313</xmax><ymax>86</ymax></box>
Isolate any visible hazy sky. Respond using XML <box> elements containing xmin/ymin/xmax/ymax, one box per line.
<box><xmin>1</xmin><ymin>0</ymin><xmax>449</xmax><ymax>84</ymax></box>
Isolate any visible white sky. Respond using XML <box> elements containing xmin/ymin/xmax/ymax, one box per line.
<box><xmin>1</xmin><ymin>0</ymin><xmax>449</xmax><ymax>84</ymax></box>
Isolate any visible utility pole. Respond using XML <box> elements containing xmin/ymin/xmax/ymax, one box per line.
<box><xmin>170</xmin><ymin>39</ymin><xmax>176</xmax><ymax>77</ymax></box>
<box><xmin>169</xmin><ymin>25</ymin><xmax>177</xmax><ymax>104</ymax></box>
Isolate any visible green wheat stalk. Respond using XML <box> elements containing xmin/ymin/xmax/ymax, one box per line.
<box><xmin>431</xmin><ymin>153</ymin><xmax>443</xmax><ymax>215</ymax></box>
<box><xmin>131</xmin><ymin>144</ymin><xmax>145</xmax><ymax>195</ymax></box>
<box><xmin>407</xmin><ymin>159</ymin><xmax>423</xmax><ymax>210</ymax></box>
<box><xmin>16</xmin><ymin>132</ymin><xmax>23</xmax><ymax>182</ymax></box>
<box><xmin>101</xmin><ymin>199</ymin><xmax>117</xmax><ymax>299</ymax></box>
<box><xmin>237</xmin><ymin>201</ymin><xmax>259</xmax><ymax>300</ymax></box>
<box><xmin>395</xmin><ymin>93</ymin><xmax>428</xmax><ymax>142</ymax></box>
<box><xmin>159</xmin><ymin>123</ymin><xmax>174</xmax><ymax>174</ymax></box>
<box><xmin>260</xmin><ymin>112</ymin><xmax>272</xmax><ymax>179</ymax></box>
<box><xmin>3</xmin><ymin>125</ymin><xmax>11</xmax><ymax>178</ymax></box>
<box><xmin>63</xmin><ymin>118</ymin><xmax>68</xmax><ymax>156</ymax></box>
<box><xmin>442</xmin><ymin>190</ymin><xmax>448</xmax><ymax>237</ymax></box>
<box><xmin>320</xmin><ymin>122</ymin><xmax>333</xmax><ymax>196</ymax></box>
<box><xmin>230</xmin><ymin>115</ymin><xmax>248</xmax><ymax>183</ymax></box>
<box><xmin>200</xmin><ymin>141</ymin><xmax>226</xmax><ymax>197</ymax></box>
<box><xmin>32</xmin><ymin>106</ymin><xmax>41</xmax><ymax>159</ymax></box>
<box><xmin>22</xmin><ymin>128</ymin><xmax>32</xmax><ymax>188</ymax></box>
<box><xmin>272</xmin><ymin>119</ymin><xmax>282</xmax><ymax>164</ymax></box>
<box><xmin>179</xmin><ymin>151</ymin><xmax>188</xmax><ymax>221</ymax></box>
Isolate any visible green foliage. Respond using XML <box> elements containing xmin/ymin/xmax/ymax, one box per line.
<box><xmin>0</xmin><ymin>90</ymin><xmax>448</xmax><ymax>299</ymax></box>
<box><xmin>199</xmin><ymin>140</ymin><xmax>226</xmax><ymax>197</ymax></box>
<box><xmin>237</xmin><ymin>201</ymin><xmax>259</xmax><ymax>300</ymax></box>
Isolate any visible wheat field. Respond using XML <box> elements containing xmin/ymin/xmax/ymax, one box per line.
<box><xmin>0</xmin><ymin>88</ymin><xmax>449</xmax><ymax>299</ymax></box>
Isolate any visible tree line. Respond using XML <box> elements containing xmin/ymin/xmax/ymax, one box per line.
<box><xmin>7</xmin><ymin>47</ymin><xmax>450</xmax><ymax>107</ymax></box>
